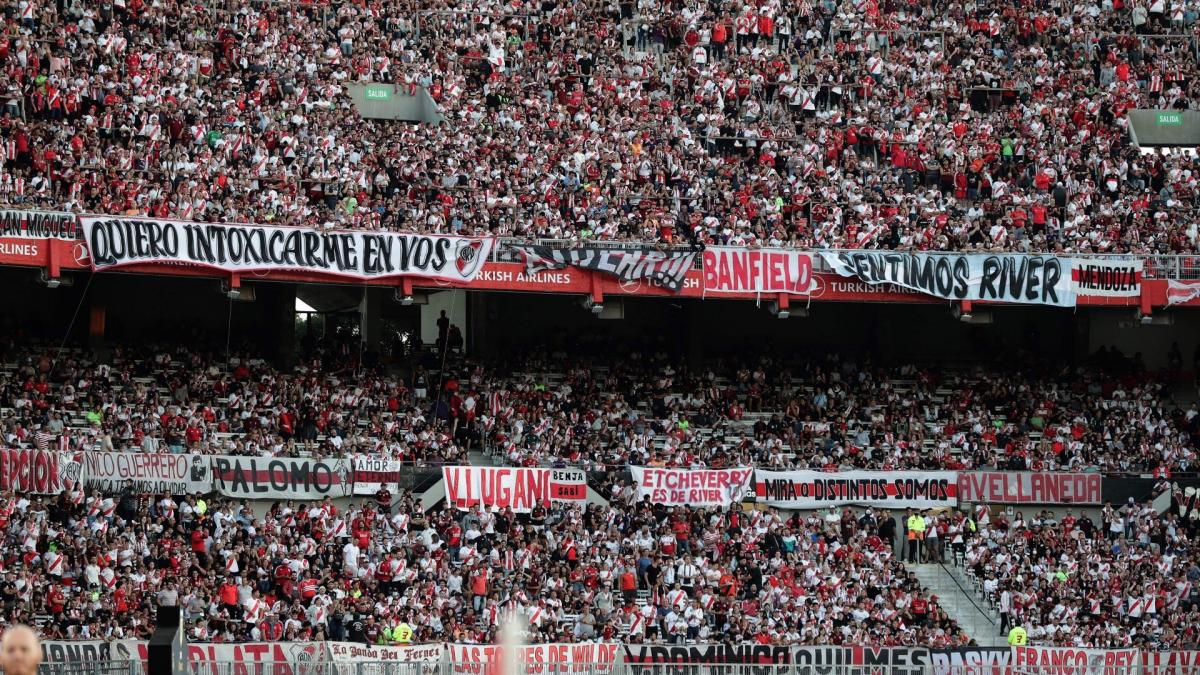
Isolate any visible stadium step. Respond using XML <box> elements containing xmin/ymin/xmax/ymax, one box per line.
<box><xmin>908</xmin><ymin>562</ymin><xmax>1007</xmax><ymax>647</ymax></box>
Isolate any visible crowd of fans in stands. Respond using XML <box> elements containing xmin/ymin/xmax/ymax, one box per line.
<box><xmin>0</xmin><ymin>334</ymin><xmax>1194</xmax><ymax>648</ymax></box>
<box><xmin>1</xmin><ymin>340</ymin><xmax>1196</xmax><ymax>474</ymax></box>
<box><xmin>0</xmin><ymin>0</ymin><xmax>1198</xmax><ymax>252</ymax></box>
<box><xmin>962</xmin><ymin>493</ymin><xmax>1200</xmax><ymax>649</ymax></box>
<box><xmin>0</xmin><ymin>480</ymin><xmax>973</xmax><ymax>647</ymax></box>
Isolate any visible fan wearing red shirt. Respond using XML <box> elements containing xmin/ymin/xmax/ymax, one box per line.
<box><xmin>911</xmin><ymin>593</ymin><xmax>930</xmax><ymax>625</ymax></box>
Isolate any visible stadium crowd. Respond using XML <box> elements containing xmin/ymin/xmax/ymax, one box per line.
<box><xmin>0</xmin><ymin>0</ymin><xmax>1198</xmax><ymax>252</ymax></box>
<box><xmin>0</xmin><ymin>486</ymin><xmax>970</xmax><ymax>647</ymax></box>
<box><xmin>1</xmin><ymin>340</ymin><xmax>1197</xmax><ymax>474</ymax></box>
<box><xmin>961</xmin><ymin>495</ymin><xmax>1200</xmax><ymax>649</ymax></box>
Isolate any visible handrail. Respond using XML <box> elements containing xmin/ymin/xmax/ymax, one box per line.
<box><xmin>3</xmin><ymin>207</ymin><xmax>1200</xmax><ymax>280</ymax></box>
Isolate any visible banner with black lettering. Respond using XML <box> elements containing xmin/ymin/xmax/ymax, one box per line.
<box><xmin>0</xmin><ymin>209</ymin><xmax>77</xmax><ymax>239</ymax></box>
<box><xmin>754</xmin><ymin>470</ymin><xmax>958</xmax><ymax>509</ymax></box>
<box><xmin>957</xmin><ymin>472</ymin><xmax>1102</xmax><ymax>505</ymax></box>
<box><xmin>0</xmin><ymin>449</ymin><xmax>80</xmax><ymax>495</ymax></box>
<box><xmin>448</xmin><ymin>643</ymin><xmax>620</xmax><ymax>675</ymax></box>
<box><xmin>513</xmin><ymin>245</ymin><xmax>696</xmax><ymax>293</ymax></box>
<box><xmin>352</xmin><ymin>456</ymin><xmax>405</xmax><ymax>495</ymax></box>
<box><xmin>930</xmin><ymin>648</ymin><xmax>1012</xmax><ymax>675</ymax></box>
<box><xmin>42</xmin><ymin>641</ymin><xmax>114</xmax><ymax>664</ymax></box>
<box><xmin>1072</xmin><ymin>259</ymin><xmax>1142</xmax><ymax>298</ymax></box>
<box><xmin>702</xmin><ymin>247</ymin><xmax>817</xmax><ymax>294</ymax></box>
<box><xmin>83</xmin><ymin>451</ymin><xmax>212</xmax><ymax>494</ymax></box>
<box><xmin>791</xmin><ymin>646</ymin><xmax>930</xmax><ymax>675</ymax></box>
<box><xmin>1011</xmin><ymin>646</ymin><xmax>1139</xmax><ymax>675</ymax></box>
<box><xmin>328</xmin><ymin>642</ymin><xmax>442</xmax><ymax>675</ymax></box>
<box><xmin>442</xmin><ymin>467</ymin><xmax>586</xmax><ymax>513</ymax></box>
<box><xmin>213</xmin><ymin>456</ymin><xmax>353</xmax><ymax>500</ymax></box>
<box><xmin>819</xmin><ymin>252</ymin><xmax>1074</xmax><ymax>307</ymax></box>
<box><xmin>629</xmin><ymin>466</ymin><xmax>753</xmax><ymax>507</ymax></box>
<box><xmin>79</xmin><ymin>217</ymin><xmax>493</xmax><ymax>282</ymax></box>
<box><xmin>622</xmin><ymin>644</ymin><xmax>792</xmax><ymax>673</ymax></box>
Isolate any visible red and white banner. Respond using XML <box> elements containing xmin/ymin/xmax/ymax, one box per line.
<box><xmin>754</xmin><ymin>470</ymin><xmax>958</xmax><ymax>509</ymax></box>
<box><xmin>957</xmin><ymin>472</ymin><xmax>1101</xmax><ymax>505</ymax></box>
<box><xmin>447</xmin><ymin>643</ymin><xmax>620</xmax><ymax>675</ymax></box>
<box><xmin>442</xmin><ymin>467</ymin><xmax>586</xmax><ymax>513</ymax></box>
<box><xmin>0</xmin><ymin>448</ymin><xmax>79</xmax><ymax>494</ymax></box>
<box><xmin>1141</xmin><ymin>652</ymin><xmax>1200</xmax><ymax>675</ymax></box>
<box><xmin>1012</xmin><ymin>646</ymin><xmax>1139</xmax><ymax>675</ymax></box>
<box><xmin>352</xmin><ymin>457</ymin><xmax>405</xmax><ymax>495</ymax></box>
<box><xmin>629</xmin><ymin>466</ymin><xmax>753</xmax><ymax>508</ymax></box>
<box><xmin>1072</xmin><ymin>259</ymin><xmax>1142</xmax><ymax>297</ymax></box>
<box><xmin>328</xmin><ymin>642</ymin><xmax>442</xmax><ymax>675</ymax></box>
<box><xmin>702</xmin><ymin>247</ymin><xmax>816</xmax><ymax>294</ymax></box>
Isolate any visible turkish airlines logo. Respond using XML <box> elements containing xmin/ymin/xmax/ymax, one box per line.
<box><xmin>72</xmin><ymin>242</ymin><xmax>90</xmax><ymax>266</ymax></box>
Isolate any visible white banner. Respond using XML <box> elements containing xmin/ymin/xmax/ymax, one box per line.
<box><xmin>754</xmin><ymin>470</ymin><xmax>958</xmax><ymax>509</ymax></box>
<box><xmin>352</xmin><ymin>456</ymin><xmax>405</xmax><ymax>495</ymax></box>
<box><xmin>701</xmin><ymin>247</ymin><xmax>817</xmax><ymax>294</ymax></box>
<box><xmin>442</xmin><ymin>466</ymin><xmax>586</xmax><ymax>513</ymax></box>
<box><xmin>82</xmin><ymin>451</ymin><xmax>212</xmax><ymax>494</ymax></box>
<box><xmin>1141</xmin><ymin>652</ymin><xmax>1200</xmax><ymax>675</ymax></box>
<box><xmin>1012</xmin><ymin>646</ymin><xmax>1140</xmax><ymax>675</ymax></box>
<box><xmin>328</xmin><ymin>642</ymin><xmax>442</xmax><ymax>675</ymax></box>
<box><xmin>0</xmin><ymin>449</ymin><xmax>80</xmax><ymax>495</ymax></box>
<box><xmin>819</xmin><ymin>251</ymin><xmax>1074</xmax><ymax>307</ymax></box>
<box><xmin>447</xmin><ymin>643</ymin><xmax>620</xmax><ymax>675</ymax></box>
<box><xmin>629</xmin><ymin>466</ymin><xmax>753</xmax><ymax>507</ymax></box>
<box><xmin>213</xmin><ymin>456</ymin><xmax>353</xmax><ymax>500</ymax></box>
<box><xmin>79</xmin><ymin>217</ymin><xmax>493</xmax><ymax>282</ymax></box>
<box><xmin>1071</xmin><ymin>259</ymin><xmax>1142</xmax><ymax>297</ymax></box>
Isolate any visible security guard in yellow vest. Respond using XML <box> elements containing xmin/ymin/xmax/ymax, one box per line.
<box><xmin>1007</xmin><ymin>626</ymin><xmax>1028</xmax><ymax>646</ymax></box>
<box><xmin>906</xmin><ymin>511</ymin><xmax>926</xmax><ymax>563</ymax></box>
<box><xmin>394</xmin><ymin>621</ymin><xmax>413</xmax><ymax>644</ymax></box>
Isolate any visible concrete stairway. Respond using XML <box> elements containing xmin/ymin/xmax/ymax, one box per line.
<box><xmin>909</xmin><ymin>563</ymin><xmax>1007</xmax><ymax>646</ymax></box>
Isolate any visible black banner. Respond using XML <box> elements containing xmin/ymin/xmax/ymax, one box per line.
<box><xmin>1101</xmin><ymin>477</ymin><xmax>1160</xmax><ymax>506</ymax></box>
<box><xmin>930</xmin><ymin>648</ymin><xmax>1011</xmax><ymax>675</ymax></box>
<box><xmin>791</xmin><ymin>647</ymin><xmax>930</xmax><ymax>675</ymax></box>
<box><xmin>622</xmin><ymin>644</ymin><xmax>790</xmax><ymax>675</ymax></box>
<box><xmin>0</xmin><ymin>209</ymin><xmax>77</xmax><ymax>239</ymax></box>
<box><xmin>515</xmin><ymin>245</ymin><xmax>697</xmax><ymax>292</ymax></box>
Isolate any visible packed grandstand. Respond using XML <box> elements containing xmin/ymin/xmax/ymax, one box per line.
<box><xmin>1</xmin><ymin>0</ymin><xmax>1199</xmax><ymax>252</ymax></box>
<box><xmin>0</xmin><ymin>0</ymin><xmax>1198</xmax><ymax>671</ymax></box>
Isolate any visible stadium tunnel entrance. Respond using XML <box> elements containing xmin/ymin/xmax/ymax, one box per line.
<box><xmin>3</xmin><ymin>268</ymin><xmax>1199</xmax><ymax>372</ymax></box>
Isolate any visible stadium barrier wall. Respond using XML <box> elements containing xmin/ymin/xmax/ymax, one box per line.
<box><xmin>25</xmin><ymin>661</ymin><xmax>1200</xmax><ymax>675</ymax></box>
<box><xmin>8</xmin><ymin>451</ymin><xmax>1195</xmax><ymax>502</ymax></box>
<box><xmin>29</xmin><ymin>645</ymin><xmax>1200</xmax><ymax>675</ymax></box>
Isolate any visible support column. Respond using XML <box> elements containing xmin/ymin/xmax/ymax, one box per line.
<box><xmin>359</xmin><ymin>287</ymin><xmax>384</xmax><ymax>349</ymax></box>
<box><xmin>276</xmin><ymin>284</ymin><xmax>297</xmax><ymax>368</ymax></box>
